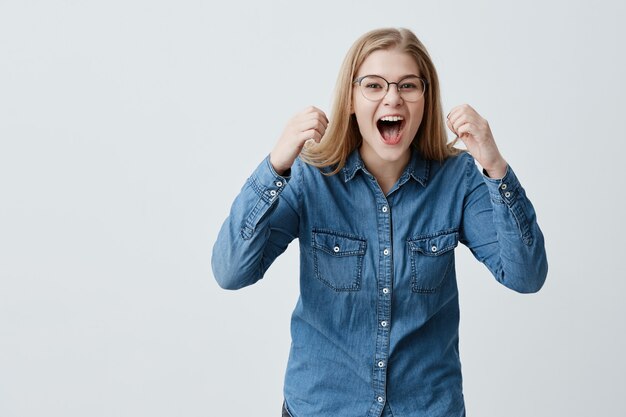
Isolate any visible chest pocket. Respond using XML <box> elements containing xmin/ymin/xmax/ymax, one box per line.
<box><xmin>312</xmin><ymin>229</ymin><xmax>366</xmax><ymax>292</ymax></box>
<box><xmin>407</xmin><ymin>229</ymin><xmax>459</xmax><ymax>293</ymax></box>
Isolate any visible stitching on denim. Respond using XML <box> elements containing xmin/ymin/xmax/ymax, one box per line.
<box><xmin>241</xmin><ymin>168</ymin><xmax>287</xmax><ymax>240</ymax></box>
<box><xmin>249</xmin><ymin>174</ymin><xmax>280</xmax><ymax>205</ymax></box>
<box><xmin>312</xmin><ymin>229</ymin><xmax>367</xmax><ymax>253</ymax></box>
<box><xmin>505</xmin><ymin>192</ymin><xmax>533</xmax><ymax>246</ymax></box>
<box><xmin>312</xmin><ymin>229</ymin><xmax>365</xmax><ymax>292</ymax></box>
<box><xmin>408</xmin><ymin>230</ymin><xmax>458</xmax><ymax>293</ymax></box>
<box><xmin>247</xmin><ymin>175</ymin><xmax>265</xmax><ymax>199</ymax></box>
<box><xmin>407</xmin><ymin>230</ymin><xmax>459</xmax><ymax>257</ymax></box>
<box><xmin>314</xmin><ymin>246</ymin><xmax>365</xmax><ymax>257</ymax></box>
<box><xmin>464</xmin><ymin>152</ymin><xmax>472</xmax><ymax>196</ymax></box>
<box><xmin>312</xmin><ymin>228</ymin><xmax>367</xmax><ymax>244</ymax></box>
<box><xmin>312</xmin><ymin>247</ymin><xmax>363</xmax><ymax>292</ymax></box>
<box><xmin>240</xmin><ymin>197</ymin><xmax>268</xmax><ymax>240</ymax></box>
<box><xmin>412</xmin><ymin>255</ymin><xmax>454</xmax><ymax>294</ymax></box>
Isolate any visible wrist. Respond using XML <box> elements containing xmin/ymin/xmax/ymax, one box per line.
<box><xmin>269</xmin><ymin>153</ymin><xmax>290</xmax><ymax>176</ymax></box>
<box><xmin>484</xmin><ymin>158</ymin><xmax>508</xmax><ymax>179</ymax></box>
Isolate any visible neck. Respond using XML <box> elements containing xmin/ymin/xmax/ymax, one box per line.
<box><xmin>359</xmin><ymin>148</ymin><xmax>410</xmax><ymax>195</ymax></box>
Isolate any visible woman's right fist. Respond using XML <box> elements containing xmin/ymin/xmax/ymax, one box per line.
<box><xmin>270</xmin><ymin>106</ymin><xmax>329</xmax><ymax>175</ymax></box>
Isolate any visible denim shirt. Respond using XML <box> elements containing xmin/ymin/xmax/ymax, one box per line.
<box><xmin>212</xmin><ymin>149</ymin><xmax>547</xmax><ymax>417</ymax></box>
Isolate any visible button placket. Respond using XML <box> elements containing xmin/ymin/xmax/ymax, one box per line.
<box><xmin>374</xmin><ymin>197</ymin><xmax>392</xmax><ymax>410</ymax></box>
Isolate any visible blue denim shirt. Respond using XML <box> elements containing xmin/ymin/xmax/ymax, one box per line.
<box><xmin>212</xmin><ymin>149</ymin><xmax>547</xmax><ymax>417</ymax></box>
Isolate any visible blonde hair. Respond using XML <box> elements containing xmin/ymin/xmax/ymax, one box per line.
<box><xmin>301</xmin><ymin>28</ymin><xmax>458</xmax><ymax>174</ymax></box>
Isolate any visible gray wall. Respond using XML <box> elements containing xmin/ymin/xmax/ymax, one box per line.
<box><xmin>1</xmin><ymin>0</ymin><xmax>624</xmax><ymax>416</ymax></box>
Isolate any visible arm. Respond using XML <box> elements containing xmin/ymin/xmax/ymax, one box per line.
<box><xmin>448</xmin><ymin>104</ymin><xmax>547</xmax><ymax>292</ymax></box>
<box><xmin>211</xmin><ymin>106</ymin><xmax>328</xmax><ymax>290</ymax></box>
<box><xmin>211</xmin><ymin>156</ymin><xmax>300</xmax><ymax>290</ymax></box>
<box><xmin>460</xmin><ymin>156</ymin><xmax>547</xmax><ymax>293</ymax></box>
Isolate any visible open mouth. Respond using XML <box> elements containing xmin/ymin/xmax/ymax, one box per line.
<box><xmin>377</xmin><ymin>115</ymin><xmax>405</xmax><ymax>144</ymax></box>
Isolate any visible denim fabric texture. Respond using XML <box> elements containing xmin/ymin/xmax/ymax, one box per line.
<box><xmin>213</xmin><ymin>149</ymin><xmax>547</xmax><ymax>417</ymax></box>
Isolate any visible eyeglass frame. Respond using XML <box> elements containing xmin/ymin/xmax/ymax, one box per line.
<box><xmin>352</xmin><ymin>74</ymin><xmax>429</xmax><ymax>102</ymax></box>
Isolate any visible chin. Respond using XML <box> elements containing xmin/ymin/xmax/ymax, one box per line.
<box><xmin>374</xmin><ymin>143</ymin><xmax>411</xmax><ymax>162</ymax></box>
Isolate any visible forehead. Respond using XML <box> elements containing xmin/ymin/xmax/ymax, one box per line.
<box><xmin>357</xmin><ymin>48</ymin><xmax>420</xmax><ymax>78</ymax></box>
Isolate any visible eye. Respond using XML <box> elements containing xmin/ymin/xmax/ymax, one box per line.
<box><xmin>398</xmin><ymin>77</ymin><xmax>424</xmax><ymax>92</ymax></box>
<box><xmin>399</xmin><ymin>82</ymin><xmax>418</xmax><ymax>90</ymax></box>
<box><xmin>365</xmin><ymin>82</ymin><xmax>383</xmax><ymax>90</ymax></box>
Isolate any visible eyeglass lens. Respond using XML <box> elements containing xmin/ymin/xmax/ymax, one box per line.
<box><xmin>358</xmin><ymin>75</ymin><xmax>425</xmax><ymax>102</ymax></box>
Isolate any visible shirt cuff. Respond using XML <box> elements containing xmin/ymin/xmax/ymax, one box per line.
<box><xmin>481</xmin><ymin>164</ymin><xmax>520</xmax><ymax>205</ymax></box>
<box><xmin>239</xmin><ymin>155</ymin><xmax>292</xmax><ymax>240</ymax></box>
<box><xmin>248</xmin><ymin>155</ymin><xmax>292</xmax><ymax>203</ymax></box>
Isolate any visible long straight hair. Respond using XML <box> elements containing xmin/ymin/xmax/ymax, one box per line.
<box><xmin>301</xmin><ymin>28</ymin><xmax>458</xmax><ymax>174</ymax></box>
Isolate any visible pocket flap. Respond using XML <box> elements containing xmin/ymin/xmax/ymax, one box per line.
<box><xmin>408</xmin><ymin>230</ymin><xmax>458</xmax><ymax>256</ymax></box>
<box><xmin>312</xmin><ymin>230</ymin><xmax>366</xmax><ymax>256</ymax></box>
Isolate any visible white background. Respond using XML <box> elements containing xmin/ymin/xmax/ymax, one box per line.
<box><xmin>1</xmin><ymin>0</ymin><xmax>624</xmax><ymax>416</ymax></box>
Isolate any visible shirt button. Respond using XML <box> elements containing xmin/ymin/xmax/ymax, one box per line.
<box><xmin>333</xmin><ymin>246</ymin><xmax>340</xmax><ymax>253</ymax></box>
<box><xmin>377</xmin><ymin>396</ymin><xmax>384</xmax><ymax>403</ymax></box>
<box><xmin>383</xmin><ymin>248</ymin><xmax>390</xmax><ymax>256</ymax></box>
<box><xmin>269</xmin><ymin>190</ymin><xmax>277</xmax><ymax>196</ymax></box>
<box><xmin>501</xmin><ymin>183</ymin><xmax>507</xmax><ymax>190</ymax></box>
<box><xmin>431</xmin><ymin>245</ymin><xmax>437</xmax><ymax>252</ymax></box>
<box><xmin>377</xmin><ymin>361</ymin><xmax>385</xmax><ymax>368</ymax></box>
<box><xmin>381</xmin><ymin>321</ymin><xmax>388</xmax><ymax>327</ymax></box>
<box><xmin>382</xmin><ymin>287</ymin><xmax>390</xmax><ymax>294</ymax></box>
<box><xmin>276</xmin><ymin>181</ymin><xmax>283</xmax><ymax>187</ymax></box>
<box><xmin>504</xmin><ymin>191</ymin><xmax>511</xmax><ymax>198</ymax></box>
<box><xmin>382</xmin><ymin>205</ymin><xmax>388</xmax><ymax>213</ymax></box>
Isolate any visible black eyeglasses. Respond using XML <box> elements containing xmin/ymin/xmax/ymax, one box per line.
<box><xmin>353</xmin><ymin>75</ymin><xmax>428</xmax><ymax>102</ymax></box>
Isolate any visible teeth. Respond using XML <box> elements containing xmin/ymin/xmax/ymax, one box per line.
<box><xmin>379</xmin><ymin>116</ymin><xmax>404</xmax><ymax>122</ymax></box>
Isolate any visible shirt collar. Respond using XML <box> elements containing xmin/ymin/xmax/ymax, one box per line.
<box><xmin>342</xmin><ymin>147</ymin><xmax>430</xmax><ymax>187</ymax></box>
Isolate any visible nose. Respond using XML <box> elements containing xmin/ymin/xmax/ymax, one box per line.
<box><xmin>383</xmin><ymin>83</ymin><xmax>403</xmax><ymax>106</ymax></box>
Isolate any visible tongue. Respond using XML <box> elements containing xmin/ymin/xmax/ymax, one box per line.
<box><xmin>379</xmin><ymin>122</ymin><xmax>402</xmax><ymax>144</ymax></box>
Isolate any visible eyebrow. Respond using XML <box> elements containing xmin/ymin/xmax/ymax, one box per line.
<box><xmin>361</xmin><ymin>73</ymin><xmax>421</xmax><ymax>79</ymax></box>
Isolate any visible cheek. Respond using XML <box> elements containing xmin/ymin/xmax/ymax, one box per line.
<box><xmin>354</xmin><ymin>97</ymin><xmax>377</xmax><ymax>118</ymax></box>
<box><xmin>412</xmin><ymin>104</ymin><xmax>426</xmax><ymax>127</ymax></box>
<box><xmin>353</xmin><ymin>101</ymin><xmax>374</xmax><ymax>128</ymax></box>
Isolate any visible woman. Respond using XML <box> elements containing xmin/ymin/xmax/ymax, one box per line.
<box><xmin>212</xmin><ymin>28</ymin><xmax>547</xmax><ymax>417</ymax></box>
